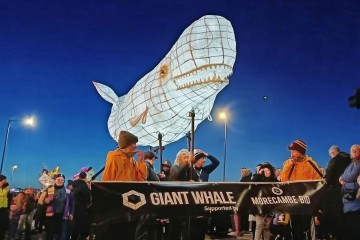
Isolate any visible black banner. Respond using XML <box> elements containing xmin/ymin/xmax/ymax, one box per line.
<box><xmin>90</xmin><ymin>180</ymin><xmax>326</xmax><ymax>225</ymax></box>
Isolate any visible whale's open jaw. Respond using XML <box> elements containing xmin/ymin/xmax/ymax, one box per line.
<box><xmin>173</xmin><ymin>63</ymin><xmax>232</xmax><ymax>90</ymax></box>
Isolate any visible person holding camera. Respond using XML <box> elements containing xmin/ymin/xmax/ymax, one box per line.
<box><xmin>339</xmin><ymin>144</ymin><xmax>360</xmax><ymax>240</ymax></box>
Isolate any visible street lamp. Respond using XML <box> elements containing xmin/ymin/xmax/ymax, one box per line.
<box><xmin>0</xmin><ymin>116</ymin><xmax>35</xmax><ymax>174</ymax></box>
<box><xmin>219</xmin><ymin>112</ymin><xmax>227</xmax><ymax>181</ymax></box>
<box><xmin>11</xmin><ymin>165</ymin><xmax>18</xmax><ymax>184</ymax></box>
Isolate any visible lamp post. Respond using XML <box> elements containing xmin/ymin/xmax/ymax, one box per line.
<box><xmin>11</xmin><ymin>165</ymin><xmax>18</xmax><ymax>184</ymax></box>
<box><xmin>0</xmin><ymin>116</ymin><xmax>35</xmax><ymax>174</ymax></box>
<box><xmin>219</xmin><ymin>112</ymin><xmax>227</xmax><ymax>181</ymax></box>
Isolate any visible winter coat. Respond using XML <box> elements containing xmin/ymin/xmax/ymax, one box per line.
<box><xmin>252</xmin><ymin>164</ymin><xmax>278</xmax><ymax>183</ymax></box>
<box><xmin>158</xmin><ymin>169</ymin><xmax>170</xmax><ymax>181</ymax></box>
<box><xmin>72</xmin><ymin>179</ymin><xmax>91</xmax><ymax>235</ymax></box>
<box><xmin>38</xmin><ymin>185</ymin><xmax>73</xmax><ymax>219</ymax></box>
<box><xmin>326</xmin><ymin>152</ymin><xmax>351</xmax><ymax>188</ymax></box>
<box><xmin>341</xmin><ymin>160</ymin><xmax>360</xmax><ymax>213</ymax></box>
<box><xmin>169</xmin><ymin>164</ymin><xmax>199</xmax><ymax>182</ymax></box>
<box><xmin>193</xmin><ymin>155</ymin><xmax>220</xmax><ymax>182</ymax></box>
<box><xmin>241</xmin><ymin>172</ymin><xmax>252</xmax><ymax>182</ymax></box>
<box><xmin>72</xmin><ymin>179</ymin><xmax>91</xmax><ymax>213</ymax></box>
<box><xmin>280</xmin><ymin>156</ymin><xmax>322</xmax><ymax>181</ymax></box>
<box><xmin>145</xmin><ymin>161</ymin><xmax>160</xmax><ymax>181</ymax></box>
<box><xmin>0</xmin><ymin>186</ymin><xmax>10</xmax><ymax>208</ymax></box>
<box><xmin>102</xmin><ymin>149</ymin><xmax>147</xmax><ymax>181</ymax></box>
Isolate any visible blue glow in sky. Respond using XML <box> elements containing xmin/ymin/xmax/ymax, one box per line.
<box><xmin>1</xmin><ymin>0</ymin><xmax>359</xmax><ymax>188</ymax></box>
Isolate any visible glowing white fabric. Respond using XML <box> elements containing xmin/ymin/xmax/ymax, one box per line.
<box><xmin>94</xmin><ymin>15</ymin><xmax>236</xmax><ymax>146</ymax></box>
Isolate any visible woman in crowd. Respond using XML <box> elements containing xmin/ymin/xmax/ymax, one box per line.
<box><xmin>168</xmin><ymin>149</ymin><xmax>204</xmax><ymax>240</ymax></box>
<box><xmin>8</xmin><ymin>191</ymin><xmax>26</xmax><ymax>240</ymax></box>
<box><xmin>251</xmin><ymin>163</ymin><xmax>278</xmax><ymax>240</ymax></box>
<box><xmin>38</xmin><ymin>173</ymin><xmax>73</xmax><ymax>240</ymax></box>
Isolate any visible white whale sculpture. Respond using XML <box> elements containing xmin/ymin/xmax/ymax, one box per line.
<box><xmin>94</xmin><ymin>15</ymin><xmax>236</xmax><ymax>146</ymax></box>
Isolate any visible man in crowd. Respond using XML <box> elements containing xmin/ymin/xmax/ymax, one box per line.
<box><xmin>323</xmin><ymin>145</ymin><xmax>351</xmax><ymax>239</ymax></box>
<box><xmin>241</xmin><ymin>167</ymin><xmax>252</xmax><ymax>182</ymax></box>
<box><xmin>280</xmin><ymin>140</ymin><xmax>322</xmax><ymax>240</ymax></box>
<box><xmin>193</xmin><ymin>149</ymin><xmax>220</xmax><ymax>182</ymax></box>
<box><xmin>144</xmin><ymin>151</ymin><xmax>160</xmax><ymax>181</ymax></box>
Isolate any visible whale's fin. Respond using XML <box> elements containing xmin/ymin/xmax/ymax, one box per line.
<box><xmin>93</xmin><ymin>81</ymin><xmax>118</xmax><ymax>105</ymax></box>
<box><xmin>130</xmin><ymin>107</ymin><xmax>149</xmax><ymax>127</ymax></box>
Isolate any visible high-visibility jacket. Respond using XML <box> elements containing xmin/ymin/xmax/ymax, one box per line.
<box><xmin>0</xmin><ymin>186</ymin><xmax>10</xmax><ymax>208</ymax></box>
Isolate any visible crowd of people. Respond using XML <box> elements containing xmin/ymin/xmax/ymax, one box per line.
<box><xmin>0</xmin><ymin>130</ymin><xmax>359</xmax><ymax>240</ymax></box>
<box><xmin>230</xmin><ymin>143</ymin><xmax>360</xmax><ymax>240</ymax></box>
<box><xmin>0</xmin><ymin>171</ymin><xmax>91</xmax><ymax>240</ymax></box>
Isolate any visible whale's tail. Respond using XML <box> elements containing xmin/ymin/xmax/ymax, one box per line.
<box><xmin>93</xmin><ymin>81</ymin><xmax>120</xmax><ymax>105</ymax></box>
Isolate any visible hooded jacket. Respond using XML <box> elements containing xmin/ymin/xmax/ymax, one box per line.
<box><xmin>326</xmin><ymin>152</ymin><xmax>351</xmax><ymax>188</ymax></box>
<box><xmin>102</xmin><ymin>149</ymin><xmax>147</xmax><ymax>181</ymax></box>
<box><xmin>280</xmin><ymin>156</ymin><xmax>322</xmax><ymax>181</ymax></box>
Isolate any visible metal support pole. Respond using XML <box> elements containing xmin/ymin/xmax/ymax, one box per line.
<box><xmin>185</xmin><ymin>131</ymin><xmax>191</xmax><ymax>152</ymax></box>
<box><xmin>0</xmin><ymin>120</ymin><xmax>12</xmax><ymax>174</ymax></box>
<box><xmin>188</xmin><ymin>110</ymin><xmax>195</xmax><ymax>179</ymax></box>
<box><xmin>158</xmin><ymin>132</ymin><xmax>163</xmax><ymax>167</ymax></box>
<box><xmin>189</xmin><ymin>110</ymin><xmax>195</xmax><ymax>153</ymax></box>
<box><xmin>223</xmin><ymin>117</ymin><xmax>227</xmax><ymax>181</ymax></box>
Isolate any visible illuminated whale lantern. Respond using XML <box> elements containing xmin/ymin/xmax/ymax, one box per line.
<box><xmin>94</xmin><ymin>15</ymin><xmax>236</xmax><ymax>146</ymax></box>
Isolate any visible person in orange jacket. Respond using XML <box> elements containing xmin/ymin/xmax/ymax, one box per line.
<box><xmin>280</xmin><ymin>139</ymin><xmax>322</xmax><ymax>240</ymax></box>
<box><xmin>100</xmin><ymin>130</ymin><xmax>148</xmax><ymax>240</ymax></box>
<box><xmin>101</xmin><ymin>130</ymin><xmax>147</xmax><ymax>181</ymax></box>
<box><xmin>280</xmin><ymin>140</ymin><xmax>322</xmax><ymax>182</ymax></box>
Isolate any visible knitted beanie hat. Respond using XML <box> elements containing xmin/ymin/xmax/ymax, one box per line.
<box><xmin>288</xmin><ymin>140</ymin><xmax>307</xmax><ymax>155</ymax></box>
<box><xmin>118</xmin><ymin>131</ymin><xmax>138</xmax><ymax>149</ymax></box>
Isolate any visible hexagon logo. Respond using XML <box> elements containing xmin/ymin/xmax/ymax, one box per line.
<box><xmin>122</xmin><ymin>190</ymin><xmax>146</xmax><ymax>210</ymax></box>
<box><xmin>271</xmin><ymin>187</ymin><xmax>283</xmax><ymax>196</ymax></box>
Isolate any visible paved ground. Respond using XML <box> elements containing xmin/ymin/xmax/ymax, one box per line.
<box><xmin>28</xmin><ymin>231</ymin><xmax>253</xmax><ymax>240</ymax></box>
<box><xmin>205</xmin><ymin>231</ymin><xmax>253</xmax><ymax>240</ymax></box>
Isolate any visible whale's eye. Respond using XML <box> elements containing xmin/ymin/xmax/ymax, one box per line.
<box><xmin>158</xmin><ymin>57</ymin><xmax>172</xmax><ymax>86</ymax></box>
<box><xmin>160</xmin><ymin>65</ymin><xmax>169</xmax><ymax>78</ymax></box>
